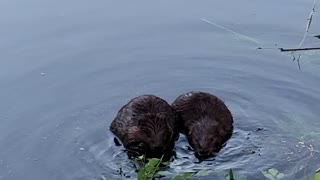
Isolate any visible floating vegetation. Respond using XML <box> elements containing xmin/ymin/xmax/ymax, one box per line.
<box><xmin>137</xmin><ymin>156</ymin><xmax>163</xmax><ymax>180</ymax></box>
<box><xmin>261</xmin><ymin>168</ymin><xmax>285</xmax><ymax>180</ymax></box>
<box><xmin>173</xmin><ymin>172</ymin><xmax>192</xmax><ymax>180</ymax></box>
<box><xmin>228</xmin><ymin>169</ymin><xmax>235</xmax><ymax>180</ymax></box>
<box><xmin>315</xmin><ymin>169</ymin><xmax>320</xmax><ymax>180</ymax></box>
<box><xmin>135</xmin><ymin>155</ymin><xmax>211</xmax><ymax>180</ymax></box>
<box><xmin>118</xmin><ymin>158</ymin><xmax>320</xmax><ymax>180</ymax></box>
<box><xmin>124</xmin><ymin>149</ymin><xmax>318</xmax><ymax>179</ymax></box>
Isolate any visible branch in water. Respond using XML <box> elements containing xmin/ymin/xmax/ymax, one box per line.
<box><xmin>279</xmin><ymin>47</ymin><xmax>320</xmax><ymax>52</ymax></box>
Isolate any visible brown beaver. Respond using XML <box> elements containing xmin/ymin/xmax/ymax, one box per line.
<box><xmin>172</xmin><ymin>91</ymin><xmax>233</xmax><ymax>158</ymax></box>
<box><xmin>110</xmin><ymin>95</ymin><xmax>179</xmax><ymax>159</ymax></box>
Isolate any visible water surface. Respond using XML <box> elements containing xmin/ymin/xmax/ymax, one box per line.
<box><xmin>0</xmin><ymin>0</ymin><xmax>320</xmax><ymax>179</ymax></box>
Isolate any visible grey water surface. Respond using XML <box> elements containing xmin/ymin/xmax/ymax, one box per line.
<box><xmin>1</xmin><ymin>0</ymin><xmax>320</xmax><ymax>179</ymax></box>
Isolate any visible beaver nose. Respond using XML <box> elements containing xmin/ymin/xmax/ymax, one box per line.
<box><xmin>197</xmin><ymin>150</ymin><xmax>211</xmax><ymax>157</ymax></box>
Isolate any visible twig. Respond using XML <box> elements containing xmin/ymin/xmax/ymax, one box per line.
<box><xmin>289</xmin><ymin>0</ymin><xmax>318</xmax><ymax>70</ymax></box>
<box><xmin>297</xmin><ymin>0</ymin><xmax>318</xmax><ymax>48</ymax></box>
<box><xmin>279</xmin><ymin>47</ymin><xmax>320</xmax><ymax>52</ymax></box>
<box><xmin>297</xmin><ymin>54</ymin><xmax>301</xmax><ymax>70</ymax></box>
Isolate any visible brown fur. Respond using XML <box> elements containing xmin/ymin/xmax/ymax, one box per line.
<box><xmin>110</xmin><ymin>95</ymin><xmax>179</xmax><ymax>159</ymax></box>
<box><xmin>172</xmin><ymin>91</ymin><xmax>233</xmax><ymax>158</ymax></box>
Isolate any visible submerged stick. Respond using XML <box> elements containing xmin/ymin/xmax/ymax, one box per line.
<box><xmin>279</xmin><ymin>47</ymin><xmax>320</xmax><ymax>52</ymax></box>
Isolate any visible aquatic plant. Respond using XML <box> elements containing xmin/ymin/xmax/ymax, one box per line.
<box><xmin>228</xmin><ymin>169</ymin><xmax>234</xmax><ymax>180</ymax></box>
<box><xmin>261</xmin><ymin>168</ymin><xmax>284</xmax><ymax>180</ymax></box>
<box><xmin>135</xmin><ymin>156</ymin><xmax>318</xmax><ymax>180</ymax></box>
<box><xmin>173</xmin><ymin>172</ymin><xmax>192</xmax><ymax>180</ymax></box>
<box><xmin>137</xmin><ymin>156</ymin><xmax>163</xmax><ymax>180</ymax></box>
<box><xmin>315</xmin><ymin>169</ymin><xmax>320</xmax><ymax>180</ymax></box>
<box><xmin>136</xmin><ymin>156</ymin><xmax>210</xmax><ymax>180</ymax></box>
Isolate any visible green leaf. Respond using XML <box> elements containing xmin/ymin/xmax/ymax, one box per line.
<box><xmin>276</xmin><ymin>173</ymin><xmax>284</xmax><ymax>179</ymax></box>
<box><xmin>261</xmin><ymin>170</ymin><xmax>268</xmax><ymax>176</ymax></box>
<box><xmin>195</xmin><ymin>169</ymin><xmax>209</xmax><ymax>176</ymax></box>
<box><xmin>146</xmin><ymin>158</ymin><xmax>161</xmax><ymax>168</ymax></box>
<box><xmin>229</xmin><ymin>169</ymin><xmax>234</xmax><ymax>180</ymax></box>
<box><xmin>137</xmin><ymin>167</ymin><xmax>147</xmax><ymax>180</ymax></box>
<box><xmin>264</xmin><ymin>174</ymin><xmax>276</xmax><ymax>180</ymax></box>
<box><xmin>173</xmin><ymin>175</ymin><xmax>182</xmax><ymax>180</ymax></box>
<box><xmin>137</xmin><ymin>157</ymin><xmax>163</xmax><ymax>180</ymax></box>
<box><xmin>138</xmin><ymin>166</ymin><xmax>152</xmax><ymax>179</ymax></box>
<box><xmin>195</xmin><ymin>169</ymin><xmax>209</xmax><ymax>177</ymax></box>
<box><xmin>182</xmin><ymin>172</ymin><xmax>193</xmax><ymax>180</ymax></box>
<box><xmin>314</xmin><ymin>35</ymin><xmax>320</xmax><ymax>39</ymax></box>
<box><xmin>315</xmin><ymin>171</ymin><xmax>320</xmax><ymax>180</ymax></box>
<box><xmin>268</xmin><ymin>168</ymin><xmax>279</xmax><ymax>176</ymax></box>
<box><xmin>262</xmin><ymin>170</ymin><xmax>275</xmax><ymax>180</ymax></box>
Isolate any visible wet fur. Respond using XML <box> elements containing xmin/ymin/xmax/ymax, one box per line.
<box><xmin>172</xmin><ymin>91</ymin><xmax>233</xmax><ymax>157</ymax></box>
<box><xmin>110</xmin><ymin>95</ymin><xmax>179</xmax><ymax>159</ymax></box>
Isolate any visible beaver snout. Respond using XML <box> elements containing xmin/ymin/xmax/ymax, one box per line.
<box><xmin>195</xmin><ymin>150</ymin><xmax>215</xmax><ymax>158</ymax></box>
<box><xmin>197</xmin><ymin>150</ymin><xmax>210</xmax><ymax>156</ymax></box>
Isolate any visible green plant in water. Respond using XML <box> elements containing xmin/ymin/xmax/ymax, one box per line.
<box><xmin>261</xmin><ymin>168</ymin><xmax>284</xmax><ymax>180</ymax></box>
<box><xmin>315</xmin><ymin>169</ymin><xmax>320</xmax><ymax>180</ymax></box>
<box><xmin>136</xmin><ymin>157</ymin><xmax>319</xmax><ymax>180</ymax></box>
<box><xmin>222</xmin><ymin>169</ymin><xmax>246</xmax><ymax>180</ymax></box>
<box><xmin>137</xmin><ymin>156</ymin><xmax>163</xmax><ymax>180</ymax></box>
<box><xmin>173</xmin><ymin>172</ymin><xmax>193</xmax><ymax>180</ymax></box>
<box><xmin>101</xmin><ymin>175</ymin><xmax>107</xmax><ymax>180</ymax></box>
<box><xmin>229</xmin><ymin>169</ymin><xmax>235</xmax><ymax>180</ymax></box>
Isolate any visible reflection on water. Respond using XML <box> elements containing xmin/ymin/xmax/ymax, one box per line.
<box><xmin>0</xmin><ymin>0</ymin><xmax>319</xmax><ymax>179</ymax></box>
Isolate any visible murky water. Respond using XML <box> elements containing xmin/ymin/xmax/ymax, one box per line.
<box><xmin>0</xmin><ymin>0</ymin><xmax>320</xmax><ymax>179</ymax></box>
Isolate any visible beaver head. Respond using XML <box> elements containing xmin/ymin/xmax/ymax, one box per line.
<box><xmin>186</xmin><ymin>118</ymin><xmax>227</xmax><ymax>158</ymax></box>
<box><xmin>123</xmin><ymin>113</ymin><xmax>178</xmax><ymax>158</ymax></box>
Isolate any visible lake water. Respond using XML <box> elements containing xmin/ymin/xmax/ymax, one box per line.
<box><xmin>0</xmin><ymin>0</ymin><xmax>320</xmax><ymax>179</ymax></box>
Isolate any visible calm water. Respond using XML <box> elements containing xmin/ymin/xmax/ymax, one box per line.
<box><xmin>1</xmin><ymin>0</ymin><xmax>320</xmax><ymax>179</ymax></box>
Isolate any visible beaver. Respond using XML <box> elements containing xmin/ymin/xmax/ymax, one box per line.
<box><xmin>172</xmin><ymin>91</ymin><xmax>233</xmax><ymax>158</ymax></box>
<box><xmin>110</xmin><ymin>95</ymin><xmax>179</xmax><ymax>159</ymax></box>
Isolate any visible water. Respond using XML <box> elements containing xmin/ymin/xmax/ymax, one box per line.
<box><xmin>0</xmin><ymin>0</ymin><xmax>320</xmax><ymax>179</ymax></box>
